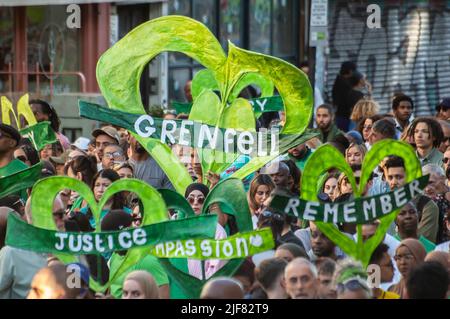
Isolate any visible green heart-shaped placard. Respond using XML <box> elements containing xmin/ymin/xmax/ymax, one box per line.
<box><xmin>30</xmin><ymin>177</ymin><xmax>217</xmax><ymax>293</ymax></box>
<box><xmin>94</xmin><ymin>15</ymin><xmax>313</xmax><ymax>190</ymax></box>
<box><xmin>158</xmin><ymin>178</ymin><xmax>254</xmax><ymax>299</ymax></box>
<box><xmin>301</xmin><ymin>140</ymin><xmax>422</xmax><ymax>266</ymax></box>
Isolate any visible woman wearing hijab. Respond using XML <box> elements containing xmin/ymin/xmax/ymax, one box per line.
<box><xmin>388</xmin><ymin>238</ymin><xmax>426</xmax><ymax>298</ymax></box>
<box><xmin>122</xmin><ymin>270</ymin><xmax>160</xmax><ymax>299</ymax></box>
<box><xmin>185</xmin><ymin>183</ymin><xmax>209</xmax><ymax>215</ymax></box>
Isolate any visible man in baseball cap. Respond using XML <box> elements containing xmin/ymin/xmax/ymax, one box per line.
<box><xmin>92</xmin><ymin>126</ymin><xmax>120</xmax><ymax>170</ymax></box>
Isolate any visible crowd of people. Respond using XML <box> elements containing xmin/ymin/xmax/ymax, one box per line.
<box><xmin>0</xmin><ymin>61</ymin><xmax>449</xmax><ymax>299</ymax></box>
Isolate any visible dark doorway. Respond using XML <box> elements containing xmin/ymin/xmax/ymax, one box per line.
<box><xmin>117</xmin><ymin>4</ymin><xmax>150</xmax><ymax>112</ymax></box>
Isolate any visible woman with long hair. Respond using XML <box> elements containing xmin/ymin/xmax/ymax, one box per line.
<box><xmin>247</xmin><ymin>174</ymin><xmax>276</xmax><ymax>228</ymax></box>
<box><xmin>79</xmin><ymin>169</ymin><xmax>130</xmax><ymax>228</ymax></box>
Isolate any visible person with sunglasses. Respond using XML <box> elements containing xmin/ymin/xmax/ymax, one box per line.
<box><xmin>368</xmin><ymin>243</ymin><xmax>400</xmax><ymax>299</ymax></box>
<box><xmin>184</xmin><ymin>183</ymin><xmax>209</xmax><ymax>215</ymax></box>
<box><xmin>14</xmin><ymin>139</ymin><xmax>39</xmax><ymax>167</ymax></box>
<box><xmin>333</xmin><ymin>258</ymin><xmax>372</xmax><ymax>299</ymax></box>
<box><xmin>388</xmin><ymin>238</ymin><xmax>426</xmax><ymax>298</ymax></box>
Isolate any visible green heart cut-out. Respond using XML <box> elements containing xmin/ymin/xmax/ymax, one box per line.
<box><xmin>158</xmin><ymin>178</ymin><xmax>254</xmax><ymax>299</ymax></box>
<box><xmin>94</xmin><ymin>15</ymin><xmax>313</xmax><ymax>190</ymax></box>
<box><xmin>30</xmin><ymin>176</ymin><xmax>217</xmax><ymax>293</ymax></box>
<box><xmin>301</xmin><ymin>139</ymin><xmax>422</xmax><ymax>267</ymax></box>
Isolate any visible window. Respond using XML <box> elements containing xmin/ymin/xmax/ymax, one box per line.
<box><xmin>0</xmin><ymin>8</ymin><xmax>14</xmax><ymax>93</ymax></box>
<box><xmin>168</xmin><ymin>0</ymin><xmax>300</xmax><ymax>103</ymax></box>
<box><xmin>26</xmin><ymin>6</ymin><xmax>81</xmax><ymax>94</ymax></box>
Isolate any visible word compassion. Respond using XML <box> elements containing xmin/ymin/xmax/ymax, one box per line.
<box><xmin>134</xmin><ymin>115</ymin><xmax>279</xmax><ymax>156</ymax></box>
<box><xmin>271</xmin><ymin>176</ymin><xmax>428</xmax><ymax>224</ymax></box>
<box><xmin>152</xmin><ymin>228</ymin><xmax>273</xmax><ymax>260</ymax></box>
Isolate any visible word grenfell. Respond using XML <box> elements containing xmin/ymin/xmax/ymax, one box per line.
<box><xmin>270</xmin><ymin>176</ymin><xmax>428</xmax><ymax>224</ymax></box>
<box><xmin>134</xmin><ymin>114</ymin><xmax>280</xmax><ymax>156</ymax></box>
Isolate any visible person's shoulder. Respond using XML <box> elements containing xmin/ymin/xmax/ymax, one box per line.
<box><xmin>435</xmin><ymin>241</ymin><xmax>450</xmax><ymax>252</ymax></box>
<box><xmin>419</xmin><ymin>236</ymin><xmax>436</xmax><ymax>250</ymax></box>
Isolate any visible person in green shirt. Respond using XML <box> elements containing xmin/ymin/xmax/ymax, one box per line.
<box><xmin>100</xmin><ymin>209</ymin><xmax>169</xmax><ymax>299</ymax></box>
<box><xmin>0</xmin><ymin>124</ymin><xmax>29</xmax><ymax>201</ymax></box>
<box><xmin>287</xmin><ymin>143</ymin><xmax>313</xmax><ymax>172</ymax></box>
<box><xmin>394</xmin><ymin>202</ymin><xmax>436</xmax><ymax>253</ymax></box>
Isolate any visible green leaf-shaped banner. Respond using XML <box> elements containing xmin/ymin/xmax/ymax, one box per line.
<box><xmin>301</xmin><ymin>140</ymin><xmax>422</xmax><ymax>267</ymax></box>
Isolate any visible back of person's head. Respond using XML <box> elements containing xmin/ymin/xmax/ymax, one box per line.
<box><xmin>392</xmin><ymin>94</ymin><xmax>414</xmax><ymax>111</ymax></box>
<box><xmin>406</xmin><ymin>261</ymin><xmax>449</xmax><ymax>299</ymax></box>
<box><xmin>372</xmin><ymin>118</ymin><xmax>396</xmax><ymax>139</ymax></box>
<box><xmin>123</xmin><ymin>270</ymin><xmax>160</xmax><ymax>299</ymax></box>
<box><xmin>41</xmin><ymin>160</ymin><xmax>56</xmax><ymax>178</ymax></box>
<box><xmin>255</xmin><ymin>257</ymin><xmax>288</xmax><ymax>291</ymax></box>
<box><xmin>28</xmin><ymin>264</ymin><xmax>85</xmax><ymax>299</ymax></box>
<box><xmin>333</xmin><ymin>258</ymin><xmax>371</xmax><ymax>299</ymax></box>
<box><xmin>349</xmin><ymin>70</ymin><xmax>364</xmax><ymax>87</ymax></box>
<box><xmin>425</xmin><ymin>251</ymin><xmax>450</xmax><ymax>271</ymax></box>
<box><xmin>200</xmin><ymin>277</ymin><xmax>244</xmax><ymax>299</ymax></box>
<box><xmin>350</xmin><ymin>99</ymin><xmax>380</xmax><ymax>122</ymax></box>
<box><xmin>339</xmin><ymin>61</ymin><xmax>357</xmax><ymax>76</ymax></box>
<box><xmin>64</xmin><ymin>155</ymin><xmax>98</xmax><ymax>186</ymax></box>
<box><xmin>100</xmin><ymin>209</ymin><xmax>132</xmax><ymax>232</ymax></box>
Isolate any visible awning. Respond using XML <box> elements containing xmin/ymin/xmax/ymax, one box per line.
<box><xmin>0</xmin><ymin>0</ymin><xmax>165</xmax><ymax>6</ymax></box>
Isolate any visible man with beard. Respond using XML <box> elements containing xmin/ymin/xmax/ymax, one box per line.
<box><xmin>392</xmin><ymin>94</ymin><xmax>414</xmax><ymax>137</ymax></box>
<box><xmin>287</xmin><ymin>143</ymin><xmax>313</xmax><ymax>172</ymax></box>
<box><xmin>127</xmin><ymin>134</ymin><xmax>173</xmax><ymax>189</ymax></box>
<box><xmin>385</xmin><ymin>156</ymin><xmax>439</xmax><ymax>243</ymax></box>
<box><xmin>312</xmin><ymin>104</ymin><xmax>343</xmax><ymax>143</ymax></box>
<box><xmin>394</xmin><ymin>202</ymin><xmax>436</xmax><ymax>253</ymax></box>
<box><xmin>308</xmin><ymin>222</ymin><xmax>340</xmax><ymax>262</ymax></box>
<box><xmin>92</xmin><ymin>126</ymin><xmax>121</xmax><ymax>171</ymax></box>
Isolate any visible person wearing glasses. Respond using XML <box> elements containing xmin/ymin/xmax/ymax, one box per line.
<box><xmin>333</xmin><ymin>259</ymin><xmax>372</xmax><ymax>299</ymax></box>
<box><xmin>443</xmin><ymin>146</ymin><xmax>450</xmax><ymax>187</ymax></box>
<box><xmin>388</xmin><ymin>238</ymin><xmax>426</xmax><ymax>298</ymax></box>
<box><xmin>184</xmin><ymin>183</ymin><xmax>209</xmax><ymax>215</ymax></box>
<box><xmin>368</xmin><ymin>243</ymin><xmax>400</xmax><ymax>299</ymax></box>
<box><xmin>101</xmin><ymin>144</ymin><xmax>126</xmax><ymax>170</ymax></box>
<box><xmin>14</xmin><ymin>139</ymin><xmax>39</xmax><ymax>167</ymax></box>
